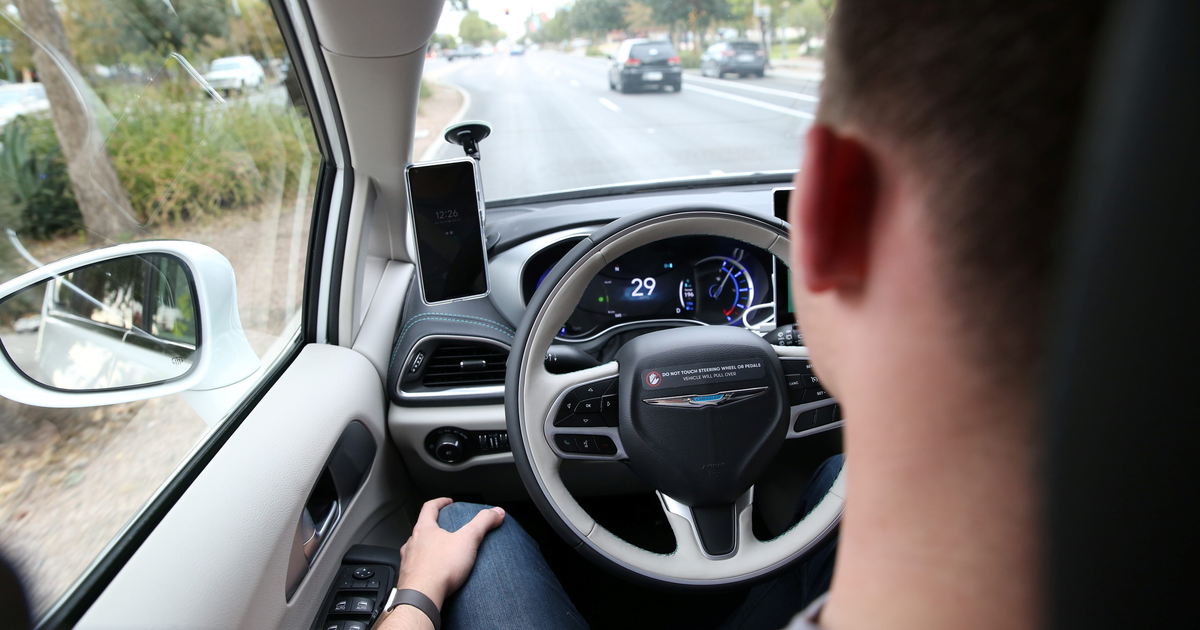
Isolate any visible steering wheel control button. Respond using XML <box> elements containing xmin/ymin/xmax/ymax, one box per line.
<box><xmin>601</xmin><ymin>395</ymin><xmax>618</xmax><ymax>425</ymax></box>
<box><xmin>577</xmin><ymin>397</ymin><xmax>601</xmax><ymax>413</ymax></box>
<box><xmin>577</xmin><ymin>435</ymin><xmax>600</xmax><ymax>454</ymax></box>
<box><xmin>800</xmin><ymin>374</ymin><xmax>821</xmax><ymax>388</ymax></box>
<box><xmin>352</xmin><ymin>567</ymin><xmax>374</xmax><ymax>579</ymax></box>
<box><xmin>794</xmin><ymin>409</ymin><xmax>818</xmax><ymax>432</ymax></box>
<box><xmin>555</xmin><ymin>434</ymin><xmax>580</xmax><ymax>452</ymax></box>
<box><xmin>781</xmin><ymin>359</ymin><xmax>814</xmax><ymax>375</ymax></box>
<box><xmin>574</xmin><ymin>381</ymin><xmax>610</xmax><ymax>400</ymax></box>
<box><xmin>556</xmin><ymin>413</ymin><xmax>604</xmax><ymax>427</ymax></box>
<box><xmin>801</xmin><ymin>388</ymin><xmax>831</xmax><ymax>404</ymax></box>
<box><xmin>594</xmin><ymin>434</ymin><xmax>618</xmax><ymax>455</ymax></box>
<box><xmin>814</xmin><ymin>405</ymin><xmax>837</xmax><ymax>427</ymax></box>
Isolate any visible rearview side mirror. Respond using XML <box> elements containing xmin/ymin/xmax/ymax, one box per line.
<box><xmin>0</xmin><ymin>241</ymin><xmax>259</xmax><ymax>408</ymax></box>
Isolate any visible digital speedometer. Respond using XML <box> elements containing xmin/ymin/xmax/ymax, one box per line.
<box><xmin>693</xmin><ymin>256</ymin><xmax>755</xmax><ymax>324</ymax></box>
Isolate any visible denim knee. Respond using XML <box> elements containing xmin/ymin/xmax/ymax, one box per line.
<box><xmin>437</xmin><ymin>501</ymin><xmax>494</xmax><ymax>533</ymax></box>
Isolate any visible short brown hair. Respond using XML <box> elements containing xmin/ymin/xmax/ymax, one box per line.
<box><xmin>820</xmin><ymin>0</ymin><xmax>1110</xmax><ymax>389</ymax></box>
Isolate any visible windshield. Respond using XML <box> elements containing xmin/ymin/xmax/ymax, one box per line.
<box><xmin>416</xmin><ymin>1</ymin><xmax>828</xmax><ymax>201</ymax></box>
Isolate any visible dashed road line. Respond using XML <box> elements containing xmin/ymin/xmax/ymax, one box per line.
<box><xmin>599</xmin><ymin>97</ymin><xmax>621</xmax><ymax>112</ymax></box>
<box><xmin>496</xmin><ymin>58</ymin><xmax>509</xmax><ymax>76</ymax></box>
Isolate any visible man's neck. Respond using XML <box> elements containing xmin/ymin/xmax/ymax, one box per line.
<box><xmin>818</xmin><ymin>356</ymin><xmax>1041</xmax><ymax>630</ymax></box>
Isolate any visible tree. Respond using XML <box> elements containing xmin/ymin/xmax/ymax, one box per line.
<box><xmin>623</xmin><ymin>2</ymin><xmax>657</xmax><ymax>33</ymax></box>
<box><xmin>645</xmin><ymin>0</ymin><xmax>730</xmax><ymax>48</ymax></box>
<box><xmin>458</xmin><ymin>10</ymin><xmax>502</xmax><ymax>46</ymax></box>
<box><xmin>570</xmin><ymin>0</ymin><xmax>627</xmax><ymax>37</ymax></box>
<box><xmin>13</xmin><ymin>0</ymin><xmax>135</xmax><ymax>243</ymax></box>
<box><xmin>106</xmin><ymin>0</ymin><xmax>230</xmax><ymax>55</ymax></box>
<box><xmin>530</xmin><ymin>8</ymin><xmax>571</xmax><ymax>45</ymax></box>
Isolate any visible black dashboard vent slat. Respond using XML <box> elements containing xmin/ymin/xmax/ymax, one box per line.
<box><xmin>422</xmin><ymin>343</ymin><xmax>510</xmax><ymax>387</ymax></box>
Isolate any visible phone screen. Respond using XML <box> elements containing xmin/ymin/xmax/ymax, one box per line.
<box><xmin>773</xmin><ymin>188</ymin><xmax>795</xmax><ymax>326</ymax></box>
<box><xmin>407</xmin><ymin>159</ymin><xmax>489</xmax><ymax>304</ymax></box>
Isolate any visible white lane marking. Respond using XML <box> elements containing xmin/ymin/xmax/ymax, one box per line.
<box><xmin>710</xmin><ymin>169</ymin><xmax>725</xmax><ymax>175</ymax></box>
<box><xmin>496</xmin><ymin>57</ymin><xmax>509</xmax><ymax>76</ymax></box>
<box><xmin>570</xmin><ymin>79</ymin><xmax>580</xmax><ymax>87</ymax></box>
<box><xmin>599</xmin><ymin>97</ymin><xmax>620</xmax><ymax>112</ymax></box>
<box><xmin>685</xmin><ymin>84</ymin><xmax>815</xmax><ymax>119</ymax></box>
<box><xmin>688</xmin><ymin>75</ymin><xmax>819</xmax><ymax>102</ymax></box>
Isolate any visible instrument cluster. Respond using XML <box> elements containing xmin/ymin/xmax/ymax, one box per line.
<box><xmin>522</xmin><ymin>235</ymin><xmax>776</xmax><ymax>340</ymax></box>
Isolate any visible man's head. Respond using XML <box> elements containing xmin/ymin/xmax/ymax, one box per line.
<box><xmin>790</xmin><ymin>0</ymin><xmax>1108</xmax><ymax>401</ymax></box>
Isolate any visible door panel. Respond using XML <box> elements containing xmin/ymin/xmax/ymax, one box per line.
<box><xmin>76</xmin><ymin>344</ymin><xmax>412</xmax><ymax>629</ymax></box>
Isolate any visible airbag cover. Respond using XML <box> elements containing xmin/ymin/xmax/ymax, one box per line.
<box><xmin>616</xmin><ymin>327</ymin><xmax>788</xmax><ymax>507</ymax></box>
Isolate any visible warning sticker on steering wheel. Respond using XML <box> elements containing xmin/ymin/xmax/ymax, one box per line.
<box><xmin>642</xmin><ymin>359</ymin><xmax>765</xmax><ymax>389</ymax></box>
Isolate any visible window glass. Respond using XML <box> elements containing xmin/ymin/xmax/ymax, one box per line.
<box><xmin>0</xmin><ymin>0</ymin><xmax>319</xmax><ymax>616</ymax></box>
<box><xmin>416</xmin><ymin>2</ymin><xmax>828</xmax><ymax>200</ymax></box>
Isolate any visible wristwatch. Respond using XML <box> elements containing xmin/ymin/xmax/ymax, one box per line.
<box><xmin>373</xmin><ymin>588</ymin><xmax>441</xmax><ymax>630</ymax></box>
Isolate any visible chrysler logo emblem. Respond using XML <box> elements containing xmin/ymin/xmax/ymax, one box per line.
<box><xmin>643</xmin><ymin>386</ymin><xmax>768</xmax><ymax>408</ymax></box>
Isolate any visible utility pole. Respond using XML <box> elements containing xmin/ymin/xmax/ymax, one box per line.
<box><xmin>754</xmin><ymin>0</ymin><xmax>771</xmax><ymax>62</ymax></box>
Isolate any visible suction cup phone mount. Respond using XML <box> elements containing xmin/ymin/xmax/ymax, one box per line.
<box><xmin>444</xmin><ymin>120</ymin><xmax>492</xmax><ymax>162</ymax></box>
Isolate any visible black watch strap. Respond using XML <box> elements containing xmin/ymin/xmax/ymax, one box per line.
<box><xmin>384</xmin><ymin>588</ymin><xmax>441</xmax><ymax>630</ymax></box>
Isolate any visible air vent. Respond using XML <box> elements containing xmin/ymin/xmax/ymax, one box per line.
<box><xmin>422</xmin><ymin>342</ymin><xmax>509</xmax><ymax>387</ymax></box>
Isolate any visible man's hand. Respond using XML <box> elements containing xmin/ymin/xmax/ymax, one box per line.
<box><xmin>396</xmin><ymin>498</ymin><xmax>505</xmax><ymax>610</ymax></box>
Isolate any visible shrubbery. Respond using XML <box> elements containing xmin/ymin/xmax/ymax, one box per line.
<box><xmin>0</xmin><ymin>116</ymin><xmax>82</xmax><ymax>239</ymax></box>
<box><xmin>0</xmin><ymin>80</ymin><xmax>316</xmax><ymax>240</ymax></box>
<box><xmin>679</xmin><ymin>50</ymin><xmax>702</xmax><ymax>69</ymax></box>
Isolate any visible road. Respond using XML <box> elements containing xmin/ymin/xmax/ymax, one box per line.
<box><xmin>422</xmin><ymin>52</ymin><xmax>821</xmax><ymax>200</ymax></box>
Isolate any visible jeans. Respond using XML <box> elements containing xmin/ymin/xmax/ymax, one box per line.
<box><xmin>436</xmin><ymin>454</ymin><xmax>844</xmax><ymax>630</ymax></box>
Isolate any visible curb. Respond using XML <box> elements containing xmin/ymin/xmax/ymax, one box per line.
<box><xmin>418</xmin><ymin>80</ymin><xmax>471</xmax><ymax>163</ymax></box>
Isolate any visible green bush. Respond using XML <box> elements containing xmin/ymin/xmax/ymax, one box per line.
<box><xmin>0</xmin><ymin>115</ymin><xmax>82</xmax><ymax>240</ymax></box>
<box><xmin>679</xmin><ymin>50</ymin><xmax>702</xmax><ymax>69</ymax></box>
<box><xmin>420</xmin><ymin>78</ymin><xmax>434</xmax><ymax>99</ymax></box>
<box><xmin>585</xmin><ymin>46</ymin><xmax>606</xmax><ymax>57</ymax></box>
<box><xmin>104</xmin><ymin>84</ymin><xmax>316</xmax><ymax>226</ymax></box>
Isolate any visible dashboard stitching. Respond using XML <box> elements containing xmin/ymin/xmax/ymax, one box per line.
<box><xmin>391</xmin><ymin>315</ymin><xmax>516</xmax><ymax>367</ymax></box>
<box><xmin>401</xmin><ymin>312</ymin><xmax>515</xmax><ymax>337</ymax></box>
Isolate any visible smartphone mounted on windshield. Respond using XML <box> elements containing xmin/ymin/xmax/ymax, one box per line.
<box><xmin>405</xmin><ymin>158</ymin><xmax>490</xmax><ymax>305</ymax></box>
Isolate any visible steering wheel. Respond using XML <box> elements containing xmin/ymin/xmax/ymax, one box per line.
<box><xmin>505</xmin><ymin>206</ymin><xmax>846</xmax><ymax>587</ymax></box>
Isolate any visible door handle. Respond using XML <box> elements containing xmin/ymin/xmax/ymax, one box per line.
<box><xmin>303</xmin><ymin>500</ymin><xmax>340</xmax><ymax>561</ymax></box>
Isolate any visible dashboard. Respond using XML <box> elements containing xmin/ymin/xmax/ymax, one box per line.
<box><xmin>521</xmin><ymin>235</ymin><xmax>777</xmax><ymax>341</ymax></box>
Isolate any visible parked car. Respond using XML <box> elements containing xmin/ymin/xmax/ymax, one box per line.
<box><xmin>204</xmin><ymin>55</ymin><xmax>265</xmax><ymax>93</ymax></box>
<box><xmin>608</xmin><ymin>39</ymin><xmax>682</xmax><ymax>93</ymax></box>
<box><xmin>0</xmin><ymin>82</ymin><xmax>50</xmax><ymax>129</ymax></box>
<box><xmin>510</xmin><ymin>44</ymin><xmax>526</xmax><ymax>56</ymax></box>
<box><xmin>700</xmin><ymin>40</ymin><xmax>767</xmax><ymax>78</ymax></box>
<box><xmin>445</xmin><ymin>45</ymin><xmax>483</xmax><ymax>61</ymax></box>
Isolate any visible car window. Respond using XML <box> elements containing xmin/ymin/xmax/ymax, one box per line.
<box><xmin>629</xmin><ymin>43</ymin><xmax>674</xmax><ymax>60</ymax></box>
<box><xmin>730</xmin><ymin>42</ymin><xmax>761</xmax><ymax>51</ymax></box>
<box><xmin>0</xmin><ymin>0</ymin><xmax>319</xmax><ymax>617</ymax></box>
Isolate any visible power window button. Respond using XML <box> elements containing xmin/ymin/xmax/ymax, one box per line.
<box><xmin>332</xmin><ymin>598</ymin><xmax>350</xmax><ymax>612</ymax></box>
<box><xmin>344</xmin><ymin>622</ymin><xmax>366</xmax><ymax>630</ymax></box>
<box><xmin>324</xmin><ymin>622</ymin><xmax>341</xmax><ymax>630</ymax></box>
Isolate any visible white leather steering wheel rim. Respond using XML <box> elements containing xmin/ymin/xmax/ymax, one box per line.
<box><xmin>505</xmin><ymin>206</ymin><xmax>846</xmax><ymax>587</ymax></box>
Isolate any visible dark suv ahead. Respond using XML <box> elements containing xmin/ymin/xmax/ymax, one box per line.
<box><xmin>700</xmin><ymin>40</ymin><xmax>767</xmax><ymax>78</ymax></box>
<box><xmin>609</xmin><ymin>39</ymin><xmax>683</xmax><ymax>93</ymax></box>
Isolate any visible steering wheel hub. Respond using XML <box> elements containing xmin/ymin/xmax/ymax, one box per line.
<box><xmin>616</xmin><ymin>326</ymin><xmax>789</xmax><ymax>507</ymax></box>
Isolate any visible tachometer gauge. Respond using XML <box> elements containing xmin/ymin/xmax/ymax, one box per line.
<box><xmin>693</xmin><ymin>256</ymin><xmax>756</xmax><ymax>325</ymax></box>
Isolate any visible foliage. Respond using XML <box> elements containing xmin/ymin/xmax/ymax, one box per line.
<box><xmin>623</xmin><ymin>2</ymin><xmax>658</xmax><ymax>32</ymax></box>
<box><xmin>420</xmin><ymin>78</ymin><xmax>433</xmax><ymax>99</ymax></box>
<box><xmin>0</xmin><ymin>116</ymin><xmax>82</xmax><ymax>239</ymax></box>
<box><xmin>459</xmin><ymin>10</ymin><xmax>503</xmax><ymax>46</ymax></box>
<box><xmin>530</xmin><ymin>9</ymin><xmax>571</xmax><ymax>45</ymax></box>
<box><xmin>102</xmin><ymin>82</ymin><xmax>316</xmax><ymax>226</ymax></box>
<box><xmin>585</xmin><ymin>46</ymin><xmax>606</xmax><ymax>57</ymax></box>
<box><xmin>570</xmin><ymin>0</ymin><xmax>628</xmax><ymax>36</ymax></box>
<box><xmin>678</xmin><ymin>49</ymin><xmax>702</xmax><ymax>68</ymax></box>
<box><xmin>429</xmin><ymin>33</ymin><xmax>458</xmax><ymax>51</ymax></box>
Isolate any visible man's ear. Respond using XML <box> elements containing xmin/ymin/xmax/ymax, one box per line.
<box><xmin>791</xmin><ymin>124</ymin><xmax>880</xmax><ymax>293</ymax></box>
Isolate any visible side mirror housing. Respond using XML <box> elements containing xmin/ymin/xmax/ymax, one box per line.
<box><xmin>0</xmin><ymin>241</ymin><xmax>259</xmax><ymax>408</ymax></box>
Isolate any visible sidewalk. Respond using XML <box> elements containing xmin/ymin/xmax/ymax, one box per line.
<box><xmin>767</xmin><ymin>56</ymin><xmax>825</xmax><ymax>83</ymax></box>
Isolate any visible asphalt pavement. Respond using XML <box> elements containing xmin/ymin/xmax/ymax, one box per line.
<box><xmin>422</xmin><ymin>52</ymin><xmax>821</xmax><ymax>201</ymax></box>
